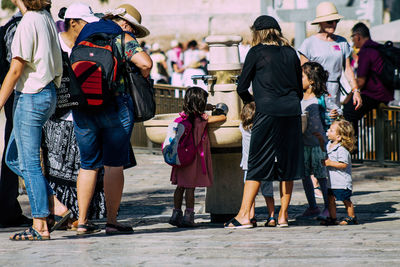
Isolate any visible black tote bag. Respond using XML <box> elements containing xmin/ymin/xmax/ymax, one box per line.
<box><xmin>54</xmin><ymin>51</ymin><xmax>87</xmax><ymax>118</ymax></box>
<box><xmin>121</xmin><ymin>34</ymin><xmax>156</xmax><ymax>122</ymax></box>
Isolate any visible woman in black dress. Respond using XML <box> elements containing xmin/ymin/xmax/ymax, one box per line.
<box><xmin>225</xmin><ymin>16</ymin><xmax>305</xmax><ymax>228</ymax></box>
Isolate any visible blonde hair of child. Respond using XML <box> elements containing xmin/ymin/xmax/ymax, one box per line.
<box><xmin>333</xmin><ymin>120</ymin><xmax>356</xmax><ymax>152</ymax></box>
<box><xmin>240</xmin><ymin>102</ymin><xmax>256</xmax><ymax>131</ymax></box>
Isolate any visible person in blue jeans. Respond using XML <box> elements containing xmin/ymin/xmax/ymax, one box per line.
<box><xmin>0</xmin><ymin>0</ymin><xmax>70</xmax><ymax>241</ymax></box>
<box><xmin>72</xmin><ymin>4</ymin><xmax>152</xmax><ymax>235</ymax></box>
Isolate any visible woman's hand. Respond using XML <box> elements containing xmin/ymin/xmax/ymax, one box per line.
<box><xmin>11</xmin><ymin>0</ymin><xmax>27</xmax><ymax>14</ymax></box>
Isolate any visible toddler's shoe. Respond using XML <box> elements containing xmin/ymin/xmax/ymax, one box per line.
<box><xmin>317</xmin><ymin>208</ymin><xmax>330</xmax><ymax>221</ymax></box>
<box><xmin>182</xmin><ymin>210</ymin><xmax>195</xmax><ymax>227</ymax></box>
<box><xmin>339</xmin><ymin>216</ymin><xmax>359</xmax><ymax>225</ymax></box>
<box><xmin>169</xmin><ymin>209</ymin><xmax>183</xmax><ymax>227</ymax></box>
<box><xmin>320</xmin><ymin>217</ymin><xmax>339</xmax><ymax>226</ymax></box>
<box><xmin>301</xmin><ymin>207</ymin><xmax>321</xmax><ymax>218</ymax></box>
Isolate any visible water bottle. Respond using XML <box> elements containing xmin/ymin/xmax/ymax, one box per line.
<box><xmin>325</xmin><ymin>94</ymin><xmax>339</xmax><ymax>125</ymax></box>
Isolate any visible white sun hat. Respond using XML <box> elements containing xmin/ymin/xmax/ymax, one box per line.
<box><xmin>311</xmin><ymin>2</ymin><xmax>344</xmax><ymax>25</ymax></box>
<box><xmin>64</xmin><ymin>2</ymin><xmax>99</xmax><ymax>23</ymax></box>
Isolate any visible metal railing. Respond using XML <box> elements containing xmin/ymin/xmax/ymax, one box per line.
<box><xmin>131</xmin><ymin>84</ymin><xmax>187</xmax><ymax>147</ymax></box>
<box><xmin>353</xmin><ymin>105</ymin><xmax>400</xmax><ymax>165</ymax></box>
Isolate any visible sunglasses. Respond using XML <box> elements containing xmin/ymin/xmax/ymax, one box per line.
<box><xmin>326</xmin><ymin>20</ymin><xmax>340</xmax><ymax>25</ymax></box>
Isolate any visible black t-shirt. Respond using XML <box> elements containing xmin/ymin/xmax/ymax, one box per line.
<box><xmin>237</xmin><ymin>44</ymin><xmax>303</xmax><ymax>117</ymax></box>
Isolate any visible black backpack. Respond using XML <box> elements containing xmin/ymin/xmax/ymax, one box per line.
<box><xmin>70</xmin><ymin>33</ymin><xmax>122</xmax><ymax>109</ymax></box>
<box><xmin>0</xmin><ymin>16</ymin><xmax>22</xmax><ymax>84</ymax></box>
<box><xmin>376</xmin><ymin>41</ymin><xmax>400</xmax><ymax>90</ymax></box>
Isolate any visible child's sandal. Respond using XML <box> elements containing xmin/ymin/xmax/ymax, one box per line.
<box><xmin>320</xmin><ymin>217</ymin><xmax>338</xmax><ymax>226</ymax></box>
<box><xmin>339</xmin><ymin>216</ymin><xmax>358</xmax><ymax>225</ymax></box>
<box><xmin>10</xmin><ymin>227</ymin><xmax>50</xmax><ymax>241</ymax></box>
<box><xmin>265</xmin><ymin>217</ymin><xmax>276</xmax><ymax>227</ymax></box>
<box><xmin>250</xmin><ymin>217</ymin><xmax>257</xmax><ymax>228</ymax></box>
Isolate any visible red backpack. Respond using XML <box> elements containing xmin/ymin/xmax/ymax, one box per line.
<box><xmin>70</xmin><ymin>33</ymin><xmax>121</xmax><ymax>109</ymax></box>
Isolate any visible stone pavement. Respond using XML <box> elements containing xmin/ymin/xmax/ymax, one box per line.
<box><xmin>0</xmin><ymin>149</ymin><xmax>400</xmax><ymax>266</ymax></box>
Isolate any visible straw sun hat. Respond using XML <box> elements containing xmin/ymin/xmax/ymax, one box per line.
<box><xmin>311</xmin><ymin>2</ymin><xmax>344</xmax><ymax>25</ymax></box>
<box><xmin>107</xmin><ymin>4</ymin><xmax>150</xmax><ymax>38</ymax></box>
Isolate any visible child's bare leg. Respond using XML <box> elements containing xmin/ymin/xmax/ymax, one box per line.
<box><xmin>184</xmin><ymin>188</ymin><xmax>195</xmax><ymax>210</ymax></box>
<box><xmin>264</xmin><ymin>196</ymin><xmax>275</xmax><ymax>218</ymax></box>
<box><xmin>343</xmin><ymin>200</ymin><xmax>355</xmax><ymax>218</ymax></box>
<box><xmin>174</xmin><ymin>186</ymin><xmax>185</xmax><ymax>210</ymax></box>
<box><xmin>328</xmin><ymin>194</ymin><xmax>336</xmax><ymax>219</ymax></box>
<box><xmin>279</xmin><ymin>181</ymin><xmax>293</xmax><ymax>224</ymax></box>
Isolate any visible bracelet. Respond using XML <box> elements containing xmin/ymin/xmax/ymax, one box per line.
<box><xmin>352</xmin><ymin>88</ymin><xmax>360</xmax><ymax>93</ymax></box>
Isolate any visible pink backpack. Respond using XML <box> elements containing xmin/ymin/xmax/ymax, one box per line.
<box><xmin>162</xmin><ymin>113</ymin><xmax>207</xmax><ymax>172</ymax></box>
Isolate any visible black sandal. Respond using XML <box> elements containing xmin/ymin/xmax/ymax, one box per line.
<box><xmin>76</xmin><ymin>222</ymin><xmax>101</xmax><ymax>235</ymax></box>
<box><xmin>105</xmin><ymin>223</ymin><xmax>134</xmax><ymax>235</ymax></box>
<box><xmin>320</xmin><ymin>217</ymin><xmax>339</xmax><ymax>226</ymax></box>
<box><xmin>250</xmin><ymin>217</ymin><xmax>257</xmax><ymax>227</ymax></box>
<box><xmin>10</xmin><ymin>227</ymin><xmax>50</xmax><ymax>241</ymax></box>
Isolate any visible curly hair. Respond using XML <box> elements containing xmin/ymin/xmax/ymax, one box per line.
<box><xmin>333</xmin><ymin>119</ymin><xmax>356</xmax><ymax>152</ymax></box>
<box><xmin>240</xmin><ymin>102</ymin><xmax>256</xmax><ymax>130</ymax></box>
<box><xmin>22</xmin><ymin>0</ymin><xmax>50</xmax><ymax>11</ymax></box>
<box><xmin>183</xmin><ymin>87</ymin><xmax>208</xmax><ymax>121</ymax></box>
<box><xmin>251</xmin><ymin>28</ymin><xmax>290</xmax><ymax>47</ymax></box>
<box><xmin>302</xmin><ymin>62</ymin><xmax>329</xmax><ymax>98</ymax></box>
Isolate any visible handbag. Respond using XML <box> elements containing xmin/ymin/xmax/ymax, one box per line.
<box><xmin>54</xmin><ymin>51</ymin><xmax>86</xmax><ymax>118</ymax></box>
<box><xmin>121</xmin><ymin>34</ymin><xmax>156</xmax><ymax>122</ymax></box>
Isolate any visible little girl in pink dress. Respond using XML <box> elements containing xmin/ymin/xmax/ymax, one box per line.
<box><xmin>169</xmin><ymin>87</ymin><xmax>226</xmax><ymax>227</ymax></box>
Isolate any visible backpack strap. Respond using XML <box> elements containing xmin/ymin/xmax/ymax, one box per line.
<box><xmin>197</xmin><ymin>125</ymin><xmax>208</xmax><ymax>175</ymax></box>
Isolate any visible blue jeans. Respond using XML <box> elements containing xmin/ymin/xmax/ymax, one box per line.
<box><xmin>6</xmin><ymin>83</ymin><xmax>57</xmax><ymax>218</ymax></box>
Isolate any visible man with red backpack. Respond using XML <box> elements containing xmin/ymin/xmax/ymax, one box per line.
<box><xmin>344</xmin><ymin>22</ymin><xmax>395</xmax><ymax>138</ymax></box>
<box><xmin>71</xmin><ymin>4</ymin><xmax>152</xmax><ymax>235</ymax></box>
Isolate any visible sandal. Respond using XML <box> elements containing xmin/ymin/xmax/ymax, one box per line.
<box><xmin>265</xmin><ymin>217</ymin><xmax>276</xmax><ymax>227</ymax></box>
<box><xmin>339</xmin><ymin>216</ymin><xmax>359</xmax><ymax>225</ymax></box>
<box><xmin>76</xmin><ymin>222</ymin><xmax>101</xmax><ymax>235</ymax></box>
<box><xmin>105</xmin><ymin>223</ymin><xmax>134</xmax><ymax>235</ymax></box>
<box><xmin>320</xmin><ymin>217</ymin><xmax>339</xmax><ymax>226</ymax></box>
<box><xmin>50</xmin><ymin>210</ymin><xmax>72</xmax><ymax>233</ymax></box>
<box><xmin>250</xmin><ymin>217</ymin><xmax>257</xmax><ymax>227</ymax></box>
<box><xmin>224</xmin><ymin>218</ymin><xmax>253</xmax><ymax>229</ymax></box>
<box><xmin>10</xmin><ymin>227</ymin><xmax>50</xmax><ymax>241</ymax></box>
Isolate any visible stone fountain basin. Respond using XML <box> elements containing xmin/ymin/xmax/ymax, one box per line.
<box><xmin>143</xmin><ymin>113</ymin><xmax>242</xmax><ymax>147</ymax></box>
<box><xmin>144</xmin><ymin>113</ymin><xmax>308</xmax><ymax>148</ymax></box>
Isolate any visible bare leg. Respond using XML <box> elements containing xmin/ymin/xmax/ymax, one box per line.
<box><xmin>278</xmin><ymin>181</ymin><xmax>293</xmax><ymax>224</ymax></box>
<box><xmin>48</xmin><ymin>194</ymin><xmax>68</xmax><ymax>216</ymax></box>
<box><xmin>228</xmin><ymin>180</ymin><xmax>260</xmax><ymax>226</ymax></box>
<box><xmin>32</xmin><ymin>217</ymin><xmax>49</xmax><ymax>236</ymax></box>
<box><xmin>174</xmin><ymin>186</ymin><xmax>185</xmax><ymax>210</ymax></box>
<box><xmin>328</xmin><ymin>194</ymin><xmax>337</xmax><ymax>219</ymax></box>
<box><xmin>249</xmin><ymin>201</ymin><xmax>256</xmax><ymax>219</ymax></box>
<box><xmin>77</xmin><ymin>168</ymin><xmax>98</xmax><ymax>228</ymax></box>
<box><xmin>343</xmin><ymin>200</ymin><xmax>355</xmax><ymax>218</ymax></box>
<box><xmin>264</xmin><ymin>196</ymin><xmax>275</xmax><ymax>218</ymax></box>
<box><xmin>104</xmin><ymin>166</ymin><xmax>124</xmax><ymax>225</ymax></box>
<box><xmin>184</xmin><ymin>188</ymin><xmax>195</xmax><ymax>209</ymax></box>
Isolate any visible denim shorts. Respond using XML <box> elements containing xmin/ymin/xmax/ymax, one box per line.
<box><xmin>72</xmin><ymin>94</ymin><xmax>134</xmax><ymax>169</ymax></box>
<box><xmin>328</xmin><ymin>188</ymin><xmax>352</xmax><ymax>202</ymax></box>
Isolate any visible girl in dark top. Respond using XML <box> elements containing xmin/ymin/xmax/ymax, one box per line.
<box><xmin>225</xmin><ymin>15</ymin><xmax>305</xmax><ymax>228</ymax></box>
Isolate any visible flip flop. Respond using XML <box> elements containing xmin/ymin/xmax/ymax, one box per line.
<box><xmin>105</xmin><ymin>223</ymin><xmax>134</xmax><ymax>235</ymax></box>
<box><xmin>224</xmin><ymin>218</ymin><xmax>253</xmax><ymax>229</ymax></box>
<box><xmin>10</xmin><ymin>227</ymin><xmax>50</xmax><ymax>241</ymax></box>
<box><xmin>276</xmin><ymin>221</ymin><xmax>289</xmax><ymax>228</ymax></box>
<box><xmin>50</xmin><ymin>210</ymin><xmax>72</xmax><ymax>233</ymax></box>
<box><xmin>76</xmin><ymin>222</ymin><xmax>101</xmax><ymax>235</ymax></box>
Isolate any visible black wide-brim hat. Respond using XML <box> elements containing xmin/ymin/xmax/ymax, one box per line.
<box><xmin>253</xmin><ymin>15</ymin><xmax>281</xmax><ymax>32</ymax></box>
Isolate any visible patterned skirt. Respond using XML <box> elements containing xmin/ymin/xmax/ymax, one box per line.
<box><xmin>42</xmin><ymin>117</ymin><xmax>106</xmax><ymax>219</ymax></box>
